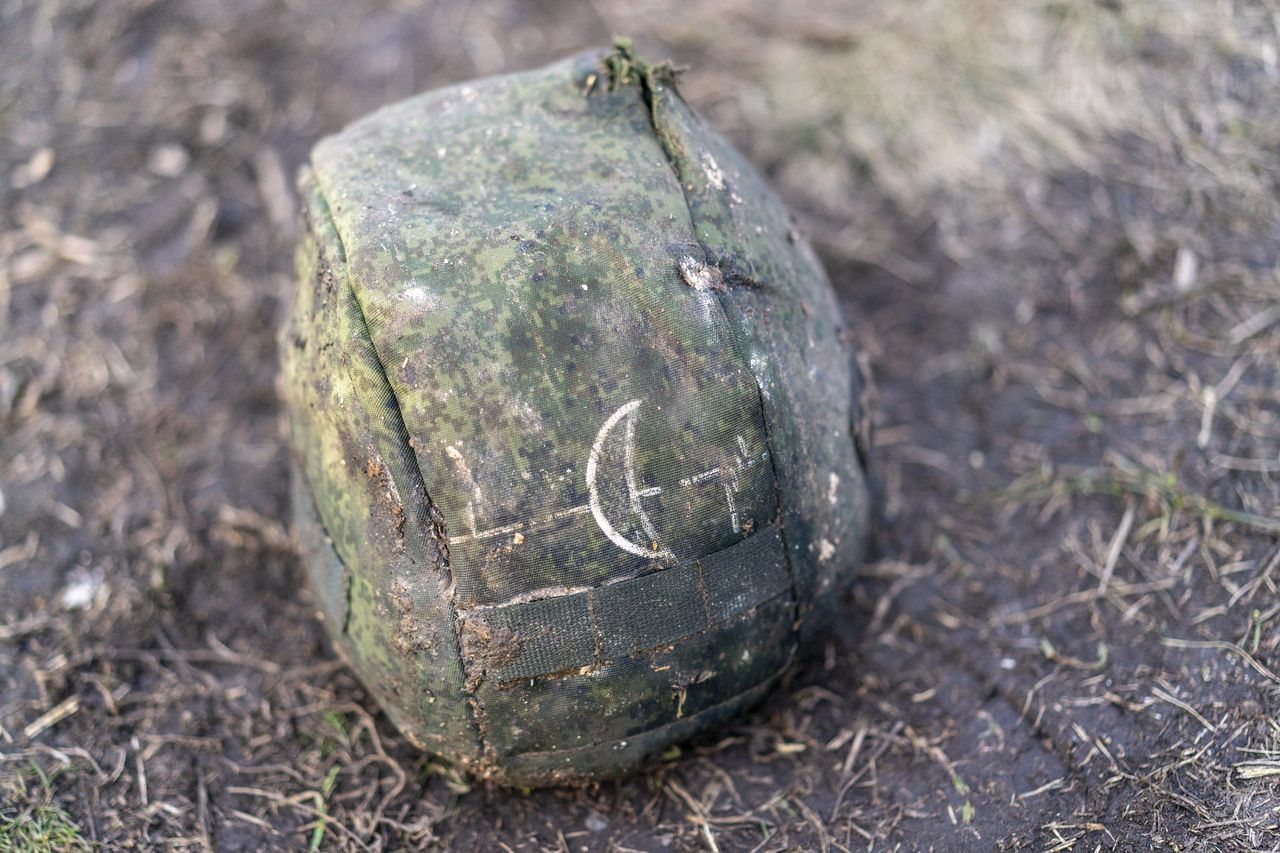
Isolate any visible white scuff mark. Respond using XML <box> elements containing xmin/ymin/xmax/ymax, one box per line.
<box><xmin>828</xmin><ymin>472</ymin><xmax>840</xmax><ymax>506</ymax></box>
<box><xmin>749</xmin><ymin>354</ymin><xmax>772</xmax><ymax>401</ymax></box>
<box><xmin>445</xmin><ymin>444</ymin><xmax>485</xmax><ymax>508</ymax></box>
<box><xmin>514</xmin><ymin>398</ymin><xmax>547</xmax><ymax>434</ymax></box>
<box><xmin>691</xmin><ymin>288</ymin><xmax>720</xmax><ymax>330</ymax></box>
<box><xmin>680</xmin><ymin>467</ymin><xmax>721</xmax><ymax>488</ymax></box>
<box><xmin>724</xmin><ymin>483</ymin><xmax>739</xmax><ymax>533</ymax></box>
<box><xmin>736</xmin><ymin>435</ymin><xmax>749</xmax><ymax>462</ymax></box>
<box><xmin>401</xmin><ymin>285</ymin><xmax>440</xmax><ymax>309</ymax></box>
<box><xmin>818</xmin><ymin>539</ymin><xmax>836</xmax><ymax>562</ymax></box>
<box><xmin>701</xmin><ymin>152</ymin><xmax>726</xmax><ymax>190</ymax></box>
<box><xmin>450</xmin><ymin>503</ymin><xmax>592</xmax><ymax>545</ymax></box>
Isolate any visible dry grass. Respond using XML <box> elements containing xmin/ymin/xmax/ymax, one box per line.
<box><xmin>621</xmin><ymin>1</ymin><xmax>1228</xmax><ymax>186</ymax></box>
<box><xmin>1</xmin><ymin>0</ymin><xmax>1278</xmax><ymax>849</ymax></box>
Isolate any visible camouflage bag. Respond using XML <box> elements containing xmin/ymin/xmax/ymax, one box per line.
<box><xmin>281</xmin><ymin>41</ymin><xmax>872</xmax><ymax>786</ymax></box>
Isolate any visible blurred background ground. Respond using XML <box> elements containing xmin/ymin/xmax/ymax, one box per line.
<box><xmin>1</xmin><ymin>0</ymin><xmax>1279</xmax><ymax>849</ymax></box>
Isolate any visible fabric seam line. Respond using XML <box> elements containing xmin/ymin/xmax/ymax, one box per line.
<box><xmin>310</xmin><ymin>179</ymin><xmax>490</xmax><ymax>764</ymax></box>
<box><xmin>626</xmin><ymin>79</ymin><xmax>803</xmax><ymax>656</ymax></box>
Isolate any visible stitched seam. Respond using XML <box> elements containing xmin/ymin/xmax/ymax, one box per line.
<box><xmin>624</xmin><ymin>77</ymin><xmax>802</xmax><ymax>653</ymax></box>
<box><xmin>290</xmin><ymin>458</ymin><xmax>353</xmax><ymax>636</ymax></box>
<box><xmin>310</xmin><ymin>182</ymin><xmax>490</xmax><ymax>764</ymax></box>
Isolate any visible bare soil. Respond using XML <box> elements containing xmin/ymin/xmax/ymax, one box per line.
<box><xmin>2</xmin><ymin>1</ymin><xmax>1278</xmax><ymax>850</ymax></box>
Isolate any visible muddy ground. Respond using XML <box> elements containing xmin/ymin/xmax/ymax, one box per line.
<box><xmin>2</xmin><ymin>1</ymin><xmax>1279</xmax><ymax>850</ymax></box>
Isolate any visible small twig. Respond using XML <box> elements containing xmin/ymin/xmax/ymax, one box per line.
<box><xmin>1228</xmin><ymin>304</ymin><xmax>1280</xmax><ymax>345</ymax></box>
<box><xmin>665</xmin><ymin>779</ymin><xmax>721</xmax><ymax>852</ymax></box>
<box><xmin>1150</xmin><ymin>684</ymin><xmax>1216</xmax><ymax>733</ymax></box>
<box><xmin>226</xmin><ymin>786</ymin><xmax>374</xmax><ymax>852</ymax></box>
<box><xmin>22</xmin><ymin>695</ymin><xmax>80</xmax><ymax>739</ymax></box>
<box><xmin>1098</xmin><ymin>501</ymin><xmax>1136</xmax><ymax>594</ymax></box>
<box><xmin>829</xmin><ymin>722</ymin><xmax>903</xmax><ymax>821</ymax></box>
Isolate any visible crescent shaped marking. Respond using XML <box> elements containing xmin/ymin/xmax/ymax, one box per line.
<box><xmin>586</xmin><ymin>399</ymin><xmax>673</xmax><ymax>559</ymax></box>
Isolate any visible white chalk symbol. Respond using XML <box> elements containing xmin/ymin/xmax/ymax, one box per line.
<box><xmin>448</xmin><ymin>398</ymin><xmax>767</xmax><ymax>553</ymax></box>
<box><xmin>586</xmin><ymin>399</ymin><xmax>674</xmax><ymax>559</ymax></box>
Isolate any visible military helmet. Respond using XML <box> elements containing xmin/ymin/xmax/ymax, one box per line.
<box><xmin>281</xmin><ymin>41</ymin><xmax>871</xmax><ymax>785</ymax></box>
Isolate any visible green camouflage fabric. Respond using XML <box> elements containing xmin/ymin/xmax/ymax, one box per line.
<box><xmin>280</xmin><ymin>42</ymin><xmax>872</xmax><ymax>786</ymax></box>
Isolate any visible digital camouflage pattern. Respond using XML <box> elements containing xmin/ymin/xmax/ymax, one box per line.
<box><xmin>281</xmin><ymin>41</ymin><xmax>872</xmax><ymax>785</ymax></box>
